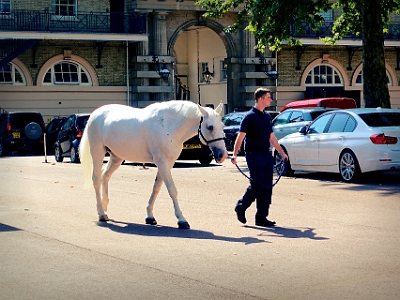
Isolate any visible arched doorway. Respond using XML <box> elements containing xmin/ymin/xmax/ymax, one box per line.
<box><xmin>168</xmin><ymin>19</ymin><xmax>235</xmax><ymax>113</ymax></box>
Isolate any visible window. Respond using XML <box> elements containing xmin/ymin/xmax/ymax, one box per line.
<box><xmin>320</xmin><ymin>9</ymin><xmax>333</xmax><ymax>21</ymax></box>
<box><xmin>327</xmin><ymin>113</ymin><xmax>353</xmax><ymax>133</ymax></box>
<box><xmin>0</xmin><ymin>0</ymin><xmax>11</xmax><ymax>14</ymax></box>
<box><xmin>53</xmin><ymin>0</ymin><xmax>77</xmax><ymax>17</ymax></box>
<box><xmin>289</xmin><ymin>111</ymin><xmax>304</xmax><ymax>123</ymax></box>
<box><xmin>308</xmin><ymin>114</ymin><xmax>332</xmax><ymax>134</ymax></box>
<box><xmin>305</xmin><ymin>64</ymin><xmax>342</xmax><ymax>86</ymax></box>
<box><xmin>43</xmin><ymin>61</ymin><xmax>92</xmax><ymax>86</ymax></box>
<box><xmin>199</xmin><ymin>62</ymin><xmax>208</xmax><ymax>83</ymax></box>
<box><xmin>0</xmin><ymin>63</ymin><xmax>26</xmax><ymax>85</ymax></box>
<box><xmin>355</xmin><ymin>70</ymin><xmax>391</xmax><ymax>86</ymax></box>
<box><xmin>220</xmin><ymin>60</ymin><xmax>227</xmax><ymax>81</ymax></box>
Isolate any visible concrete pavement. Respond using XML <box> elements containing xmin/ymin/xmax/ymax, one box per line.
<box><xmin>1</xmin><ymin>156</ymin><xmax>400</xmax><ymax>300</ymax></box>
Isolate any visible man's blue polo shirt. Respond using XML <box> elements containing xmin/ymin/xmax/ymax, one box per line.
<box><xmin>239</xmin><ymin>107</ymin><xmax>272</xmax><ymax>152</ymax></box>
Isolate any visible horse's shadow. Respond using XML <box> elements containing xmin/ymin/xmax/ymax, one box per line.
<box><xmin>97</xmin><ymin>219</ymin><xmax>267</xmax><ymax>245</ymax></box>
<box><xmin>246</xmin><ymin>225</ymin><xmax>329</xmax><ymax>240</ymax></box>
<box><xmin>97</xmin><ymin>220</ymin><xmax>329</xmax><ymax>244</ymax></box>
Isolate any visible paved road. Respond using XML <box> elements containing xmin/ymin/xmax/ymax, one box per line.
<box><xmin>1</xmin><ymin>156</ymin><xmax>399</xmax><ymax>300</ymax></box>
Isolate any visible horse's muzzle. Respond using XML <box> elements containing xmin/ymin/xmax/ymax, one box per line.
<box><xmin>212</xmin><ymin>147</ymin><xmax>228</xmax><ymax>163</ymax></box>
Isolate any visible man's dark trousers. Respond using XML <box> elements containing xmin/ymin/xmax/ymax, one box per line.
<box><xmin>236</xmin><ymin>151</ymin><xmax>273</xmax><ymax>221</ymax></box>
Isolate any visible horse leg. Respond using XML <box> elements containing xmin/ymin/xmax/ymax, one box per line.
<box><xmin>157</xmin><ymin>164</ymin><xmax>190</xmax><ymax>229</ymax></box>
<box><xmin>100</xmin><ymin>154</ymin><xmax>124</xmax><ymax>216</ymax></box>
<box><xmin>145</xmin><ymin>170</ymin><xmax>163</xmax><ymax>225</ymax></box>
<box><xmin>91</xmin><ymin>156</ymin><xmax>108</xmax><ymax>222</ymax></box>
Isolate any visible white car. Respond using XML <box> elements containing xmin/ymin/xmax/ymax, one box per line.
<box><xmin>274</xmin><ymin>108</ymin><xmax>400</xmax><ymax>182</ymax></box>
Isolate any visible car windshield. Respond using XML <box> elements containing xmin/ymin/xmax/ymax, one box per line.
<box><xmin>359</xmin><ymin>112</ymin><xmax>400</xmax><ymax>127</ymax></box>
<box><xmin>77</xmin><ymin>116</ymin><xmax>90</xmax><ymax>129</ymax></box>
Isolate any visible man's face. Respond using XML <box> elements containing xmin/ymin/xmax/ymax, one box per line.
<box><xmin>262</xmin><ymin>93</ymin><xmax>272</xmax><ymax>104</ymax></box>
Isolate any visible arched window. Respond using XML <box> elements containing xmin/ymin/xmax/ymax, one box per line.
<box><xmin>305</xmin><ymin>64</ymin><xmax>343</xmax><ymax>86</ymax></box>
<box><xmin>42</xmin><ymin>61</ymin><xmax>92</xmax><ymax>86</ymax></box>
<box><xmin>355</xmin><ymin>70</ymin><xmax>392</xmax><ymax>86</ymax></box>
<box><xmin>0</xmin><ymin>63</ymin><xmax>26</xmax><ymax>85</ymax></box>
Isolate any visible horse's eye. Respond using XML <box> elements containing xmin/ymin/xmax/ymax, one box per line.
<box><xmin>207</xmin><ymin>125</ymin><xmax>214</xmax><ymax>131</ymax></box>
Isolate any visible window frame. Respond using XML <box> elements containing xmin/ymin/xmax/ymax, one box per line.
<box><xmin>305</xmin><ymin>64</ymin><xmax>343</xmax><ymax>86</ymax></box>
<box><xmin>0</xmin><ymin>0</ymin><xmax>11</xmax><ymax>15</ymax></box>
<box><xmin>52</xmin><ymin>0</ymin><xmax>78</xmax><ymax>21</ymax></box>
<box><xmin>0</xmin><ymin>63</ymin><xmax>26</xmax><ymax>85</ymax></box>
<box><xmin>42</xmin><ymin>60</ymin><xmax>92</xmax><ymax>86</ymax></box>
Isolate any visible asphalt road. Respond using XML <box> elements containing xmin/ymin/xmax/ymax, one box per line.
<box><xmin>1</xmin><ymin>156</ymin><xmax>399</xmax><ymax>300</ymax></box>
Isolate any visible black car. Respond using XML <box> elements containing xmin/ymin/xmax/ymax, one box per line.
<box><xmin>44</xmin><ymin>117</ymin><xmax>67</xmax><ymax>154</ymax></box>
<box><xmin>54</xmin><ymin>113</ymin><xmax>90</xmax><ymax>163</ymax></box>
<box><xmin>222</xmin><ymin>110</ymin><xmax>278</xmax><ymax>155</ymax></box>
<box><xmin>0</xmin><ymin>111</ymin><xmax>46</xmax><ymax>156</ymax></box>
<box><xmin>177</xmin><ymin>135</ymin><xmax>214</xmax><ymax>164</ymax></box>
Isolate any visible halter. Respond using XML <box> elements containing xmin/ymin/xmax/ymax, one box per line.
<box><xmin>198</xmin><ymin>117</ymin><xmax>225</xmax><ymax>145</ymax></box>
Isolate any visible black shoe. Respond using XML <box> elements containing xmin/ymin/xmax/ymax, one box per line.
<box><xmin>235</xmin><ymin>206</ymin><xmax>247</xmax><ymax>224</ymax></box>
<box><xmin>255</xmin><ymin>219</ymin><xmax>276</xmax><ymax>227</ymax></box>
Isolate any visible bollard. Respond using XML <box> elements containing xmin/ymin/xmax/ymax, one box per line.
<box><xmin>43</xmin><ymin>133</ymin><xmax>48</xmax><ymax>163</ymax></box>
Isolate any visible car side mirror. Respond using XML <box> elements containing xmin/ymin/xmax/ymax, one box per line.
<box><xmin>299</xmin><ymin>126</ymin><xmax>307</xmax><ymax>135</ymax></box>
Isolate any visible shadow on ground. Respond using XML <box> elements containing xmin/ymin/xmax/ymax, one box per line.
<box><xmin>97</xmin><ymin>219</ymin><xmax>266</xmax><ymax>245</ymax></box>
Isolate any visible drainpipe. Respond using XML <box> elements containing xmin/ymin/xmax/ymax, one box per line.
<box><xmin>126</xmin><ymin>41</ymin><xmax>130</xmax><ymax>106</ymax></box>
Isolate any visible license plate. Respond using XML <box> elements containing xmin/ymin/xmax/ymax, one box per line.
<box><xmin>12</xmin><ymin>132</ymin><xmax>20</xmax><ymax>139</ymax></box>
<box><xmin>183</xmin><ymin>144</ymin><xmax>201</xmax><ymax>149</ymax></box>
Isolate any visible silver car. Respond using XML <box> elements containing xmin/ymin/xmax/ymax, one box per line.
<box><xmin>272</xmin><ymin>107</ymin><xmax>336</xmax><ymax>140</ymax></box>
<box><xmin>274</xmin><ymin>108</ymin><xmax>400</xmax><ymax>182</ymax></box>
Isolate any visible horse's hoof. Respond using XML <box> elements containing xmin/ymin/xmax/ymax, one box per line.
<box><xmin>178</xmin><ymin>221</ymin><xmax>190</xmax><ymax>229</ymax></box>
<box><xmin>145</xmin><ymin>217</ymin><xmax>157</xmax><ymax>225</ymax></box>
<box><xmin>99</xmin><ymin>215</ymin><xmax>109</xmax><ymax>222</ymax></box>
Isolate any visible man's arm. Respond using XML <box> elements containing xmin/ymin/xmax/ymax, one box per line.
<box><xmin>231</xmin><ymin>131</ymin><xmax>246</xmax><ymax>165</ymax></box>
<box><xmin>270</xmin><ymin>132</ymin><xmax>288</xmax><ymax>161</ymax></box>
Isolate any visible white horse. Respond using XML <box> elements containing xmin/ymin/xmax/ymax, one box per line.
<box><xmin>79</xmin><ymin>100</ymin><xmax>227</xmax><ymax>229</ymax></box>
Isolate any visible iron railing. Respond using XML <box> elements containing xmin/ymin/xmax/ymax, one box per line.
<box><xmin>0</xmin><ymin>9</ymin><xmax>146</xmax><ymax>34</ymax></box>
<box><xmin>291</xmin><ymin>21</ymin><xmax>400</xmax><ymax>41</ymax></box>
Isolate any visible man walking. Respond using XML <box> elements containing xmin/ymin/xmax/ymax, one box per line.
<box><xmin>231</xmin><ymin>87</ymin><xmax>288</xmax><ymax>227</ymax></box>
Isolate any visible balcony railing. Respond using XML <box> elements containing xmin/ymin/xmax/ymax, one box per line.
<box><xmin>291</xmin><ymin>21</ymin><xmax>400</xmax><ymax>41</ymax></box>
<box><xmin>0</xmin><ymin>9</ymin><xmax>146</xmax><ymax>34</ymax></box>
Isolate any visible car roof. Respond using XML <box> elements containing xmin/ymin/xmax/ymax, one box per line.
<box><xmin>340</xmin><ymin>107</ymin><xmax>400</xmax><ymax>114</ymax></box>
<box><xmin>280</xmin><ymin>97</ymin><xmax>357</xmax><ymax>112</ymax></box>
<box><xmin>281</xmin><ymin>107</ymin><xmax>337</xmax><ymax>113</ymax></box>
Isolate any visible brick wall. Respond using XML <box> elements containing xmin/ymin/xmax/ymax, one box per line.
<box><xmin>16</xmin><ymin>40</ymin><xmax>127</xmax><ymax>86</ymax></box>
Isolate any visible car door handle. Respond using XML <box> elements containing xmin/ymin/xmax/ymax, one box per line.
<box><xmin>338</xmin><ymin>136</ymin><xmax>346</xmax><ymax>140</ymax></box>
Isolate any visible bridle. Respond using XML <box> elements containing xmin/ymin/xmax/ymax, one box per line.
<box><xmin>198</xmin><ymin>117</ymin><xmax>225</xmax><ymax>146</ymax></box>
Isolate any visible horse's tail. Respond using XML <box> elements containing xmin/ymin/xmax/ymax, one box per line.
<box><xmin>79</xmin><ymin>125</ymin><xmax>92</xmax><ymax>189</ymax></box>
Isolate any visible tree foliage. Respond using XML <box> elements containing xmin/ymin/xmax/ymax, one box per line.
<box><xmin>196</xmin><ymin>0</ymin><xmax>400</xmax><ymax>107</ymax></box>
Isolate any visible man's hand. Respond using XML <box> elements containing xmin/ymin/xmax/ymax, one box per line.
<box><xmin>231</xmin><ymin>155</ymin><xmax>237</xmax><ymax>165</ymax></box>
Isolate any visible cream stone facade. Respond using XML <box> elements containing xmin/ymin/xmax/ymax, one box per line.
<box><xmin>1</xmin><ymin>0</ymin><xmax>400</xmax><ymax>123</ymax></box>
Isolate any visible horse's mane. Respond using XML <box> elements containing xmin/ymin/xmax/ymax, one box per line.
<box><xmin>160</xmin><ymin>100</ymin><xmax>203</xmax><ymax>119</ymax></box>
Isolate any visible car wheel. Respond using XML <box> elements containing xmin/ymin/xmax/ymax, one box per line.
<box><xmin>199</xmin><ymin>155</ymin><xmax>213</xmax><ymax>165</ymax></box>
<box><xmin>70</xmin><ymin>146</ymin><xmax>80</xmax><ymax>163</ymax></box>
<box><xmin>274</xmin><ymin>148</ymin><xmax>293</xmax><ymax>176</ymax></box>
<box><xmin>54</xmin><ymin>146</ymin><xmax>64</xmax><ymax>162</ymax></box>
<box><xmin>339</xmin><ymin>149</ymin><xmax>360</xmax><ymax>183</ymax></box>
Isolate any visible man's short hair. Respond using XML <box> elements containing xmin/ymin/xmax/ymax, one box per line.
<box><xmin>254</xmin><ymin>87</ymin><xmax>271</xmax><ymax>101</ymax></box>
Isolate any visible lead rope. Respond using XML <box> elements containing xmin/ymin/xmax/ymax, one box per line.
<box><xmin>229</xmin><ymin>156</ymin><xmax>287</xmax><ymax>188</ymax></box>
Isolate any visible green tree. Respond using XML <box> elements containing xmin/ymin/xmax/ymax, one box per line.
<box><xmin>197</xmin><ymin>0</ymin><xmax>400</xmax><ymax>108</ymax></box>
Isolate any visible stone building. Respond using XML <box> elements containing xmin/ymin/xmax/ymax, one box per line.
<box><xmin>1</xmin><ymin>0</ymin><xmax>399</xmax><ymax>123</ymax></box>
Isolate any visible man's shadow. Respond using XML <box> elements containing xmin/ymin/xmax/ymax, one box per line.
<box><xmin>246</xmin><ymin>225</ymin><xmax>329</xmax><ymax>240</ymax></box>
<box><xmin>97</xmin><ymin>219</ymin><xmax>267</xmax><ymax>245</ymax></box>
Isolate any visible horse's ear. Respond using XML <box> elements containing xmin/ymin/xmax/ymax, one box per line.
<box><xmin>215</xmin><ymin>102</ymin><xmax>223</xmax><ymax>115</ymax></box>
<box><xmin>198</xmin><ymin>104</ymin><xmax>209</xmax><ymax>117</ymax></box>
